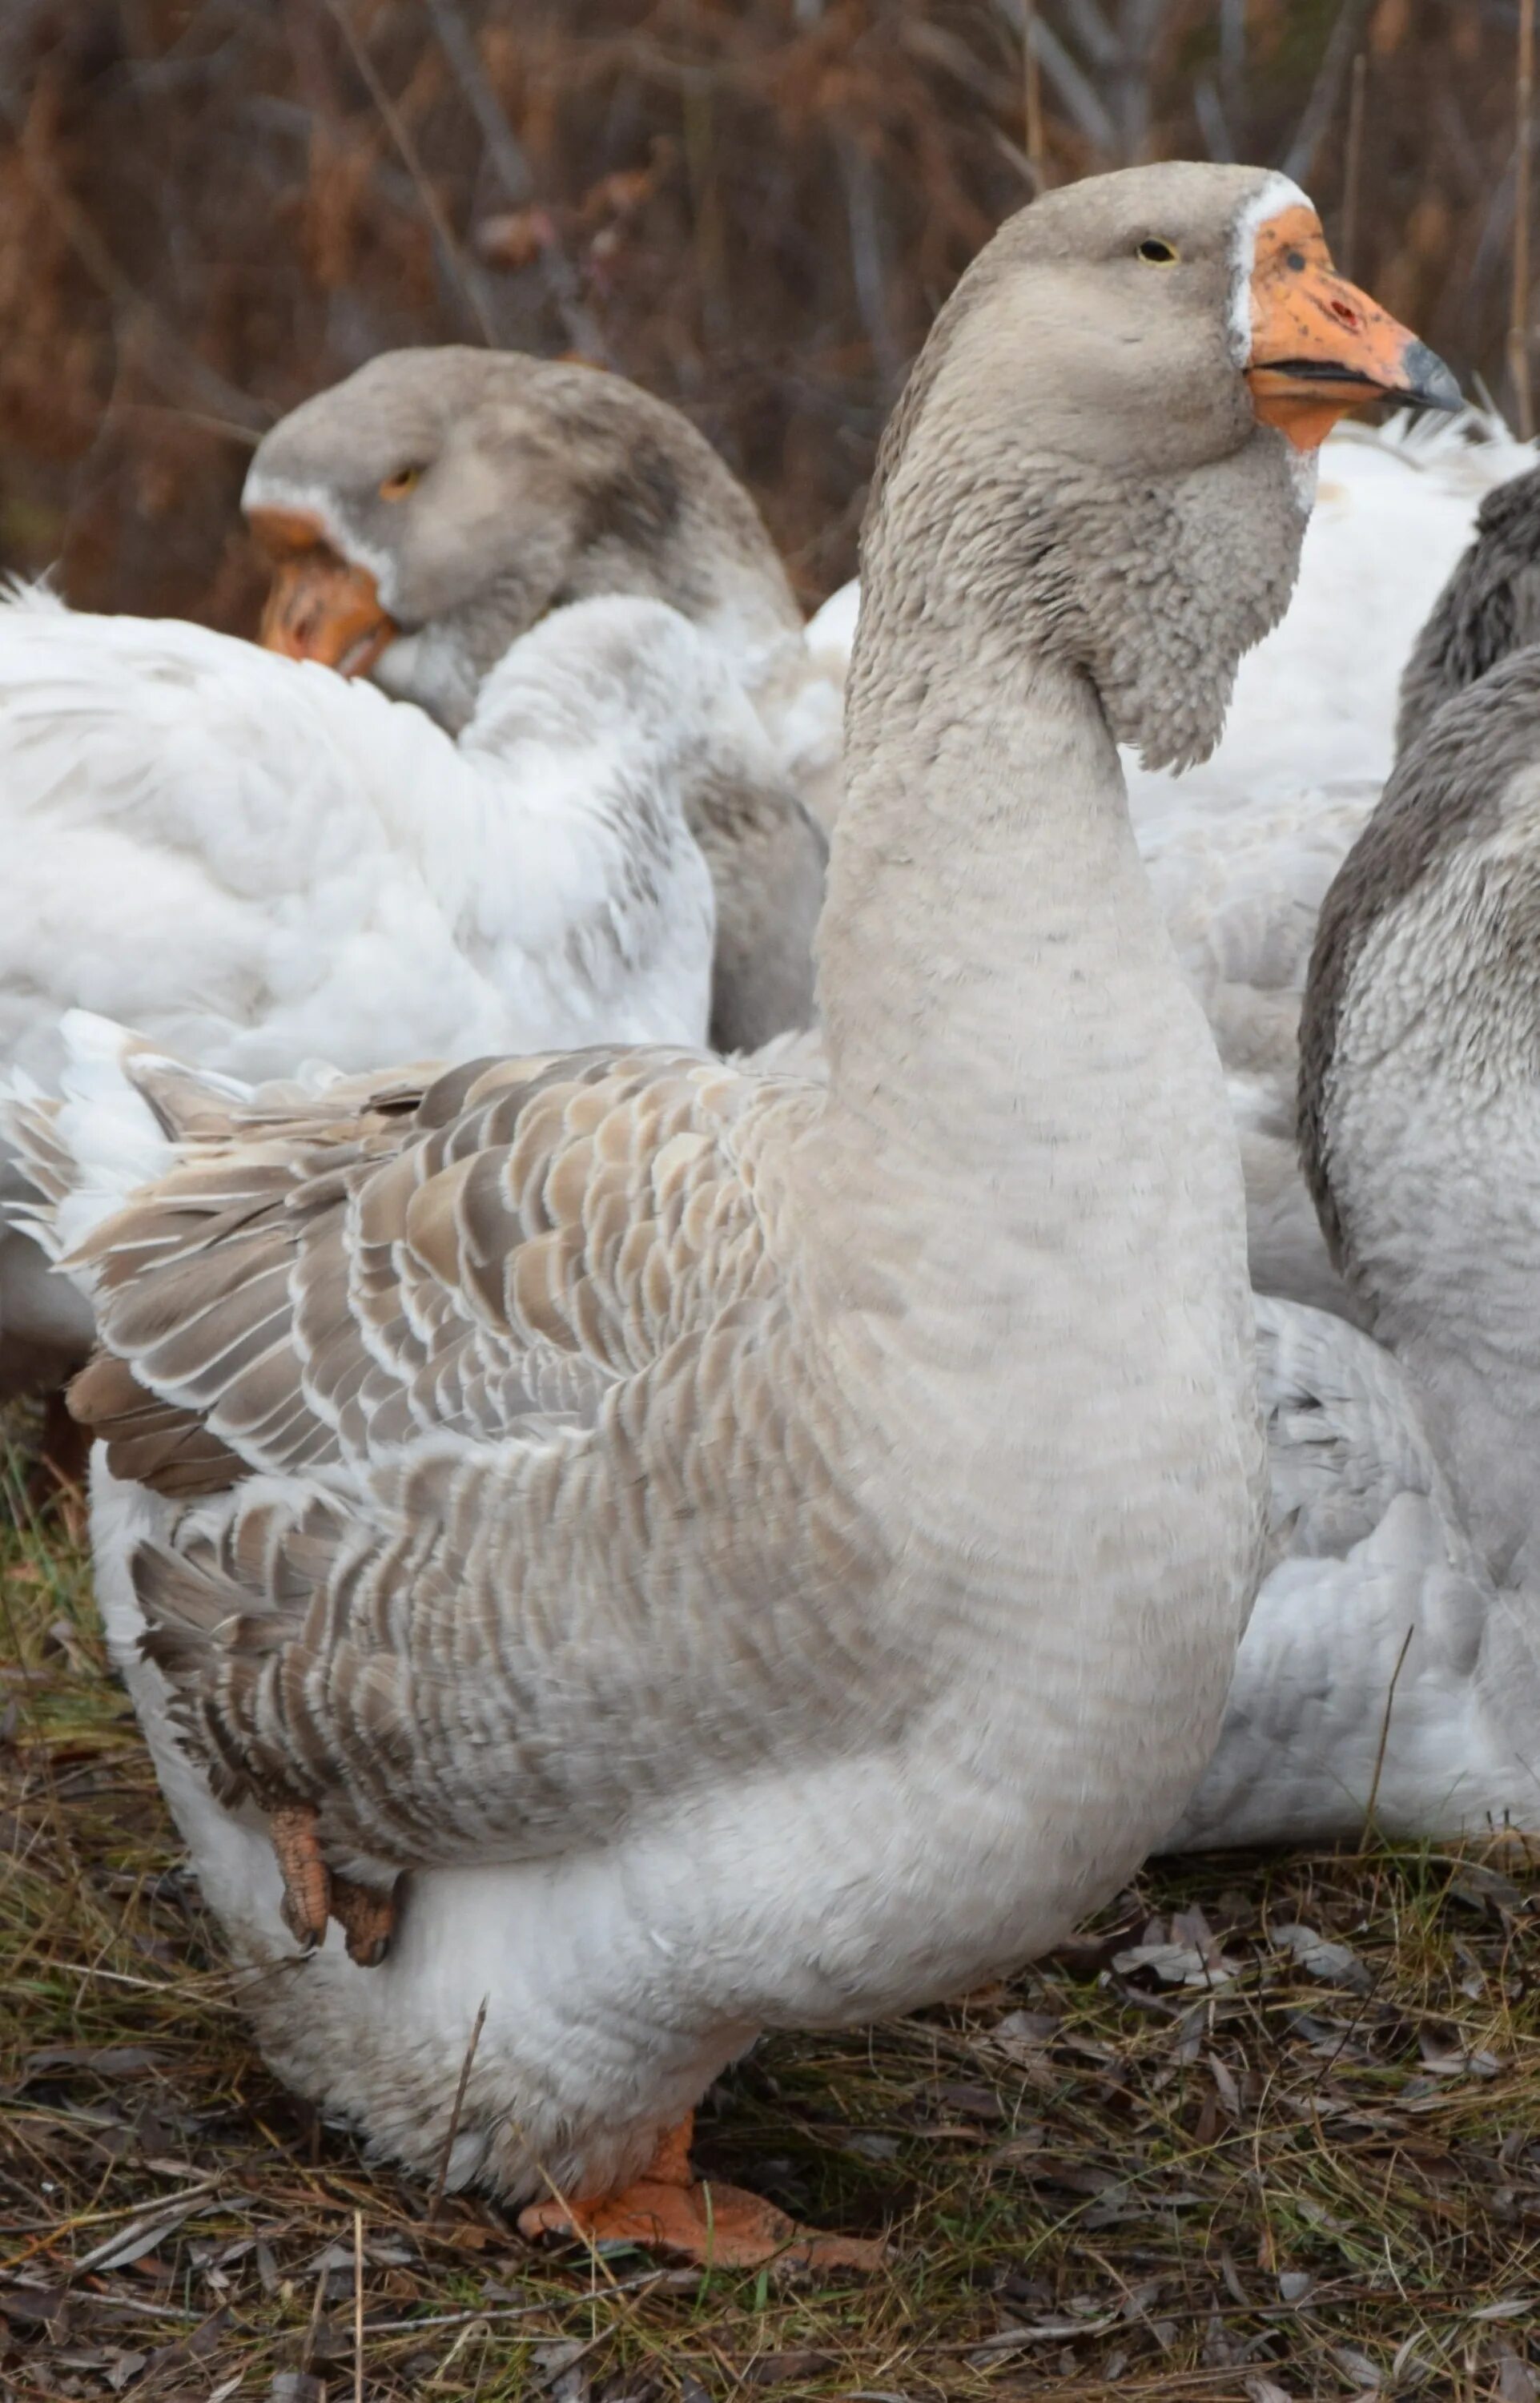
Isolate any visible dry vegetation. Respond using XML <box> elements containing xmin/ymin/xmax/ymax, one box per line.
<box><xmin>0</xmin><ymin>0</ymin><xmax>1531</xmax><ymax>630</ymax></box>
<box><xmin>5</xmin><ymin>4</ymin><xmax>1540</xmax><ymax>2397</ymax></box>
<box><xmin>3</xmin><ymin>1464</ymin><xmax>1540</xmax><ymax>2402</ymax></box>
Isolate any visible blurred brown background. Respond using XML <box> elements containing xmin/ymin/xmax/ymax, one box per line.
<box><xmin>0</xmin><ymin>1</ymin><xmax>1521</xmax><ymax>632</ymax></box>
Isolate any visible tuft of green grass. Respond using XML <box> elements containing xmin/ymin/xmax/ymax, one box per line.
<box><xmin>3</xmin><ymin>1446</ymin><xmax>1539</xmax><ymax>2401</ymax></box>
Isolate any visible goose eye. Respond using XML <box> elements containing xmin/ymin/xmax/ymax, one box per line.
<box><xmin>1136</xmin><ymin>237</ymin><xmax>1180</xmax><ymax>265</ymax></box>
<box><xmin>380</xmin><ymin>465</ymin><xmax>423</xmax><ymax>499</ymax></box>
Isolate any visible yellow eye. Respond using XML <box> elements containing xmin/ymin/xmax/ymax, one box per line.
<box><xmin>380</xmin><ymin>465</ymin><xmax>423</xmax><ymax>499</ymax></box>
<box><xmin>1136</xmin><ymin>237</ymin><xmax>1180</xmax><ymax>265</ymax></box>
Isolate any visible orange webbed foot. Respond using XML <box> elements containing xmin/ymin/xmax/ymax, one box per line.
<box><xmin>332</xmin><ymin>1873</ymin><xmax>400</xmax><ymax>1966</ymax></box>
<box><xmin>517</xmin><ymin>2114</ymin><xmax>886</xmax><ymax>2272</ymax></box>
<box><xmin>269</xmin><ymin>1801</ymin><xmax>330</xmax><ymax>1952</ymax></box>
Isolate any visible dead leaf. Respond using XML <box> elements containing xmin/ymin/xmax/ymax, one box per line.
<box><xmin>0</xmin><ymin>2284</ymin><xmax>70</xmax><ymax>2331</ymax></box>
<box><xmin>1272</xmin><ymin>1923</ymin><xmax>1373</xmax><ymax>1994</ymax></box>
<box><xmin>744</xmin><ymin>2352</ymin><xmax>836</xmax><ymax>2386</ymax></box>
<box><xmin>1208</xmin><ymin>2054</ymin><xmax>1243</xmax><ymax>2115</ymax></box>
<box><xmin>1331</xmin><ymin>2345</ymin><xmax>1383</xmax><ymax>2388</ymax></box>
<box><xmin>988</xmin><ymin>2009</ymin><xmax>1058</xmax><ymax>2052</ymax></box>
<box><xmin>930</xmin><ymin>2082</ymin><xmax>1004</xmax><ymax>2123</ymax></box>
<box><xmin>75</xmin><ymin>2197</ymin><xmax>213</xmax><ymax>2272</ymax></box>
<box><xmin>23</xmin><ymin>2046</ymin><xmax>168</xmax><ymax>2079</ymax></box>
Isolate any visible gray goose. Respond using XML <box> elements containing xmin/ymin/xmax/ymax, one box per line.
<box><xmin>6</xmin><ymin>163</ymin><xmax>1445</xmax><ymax>2261</ymax></box>
<box><xmin>1174</xmin><ymin>469</ymin><xmax>1540</xmax><ymax>1850</ymax></box>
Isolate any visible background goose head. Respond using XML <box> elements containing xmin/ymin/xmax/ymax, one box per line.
<box><xmin>243</xmin><ymin>348</ymin><xmax>805</xmax><ymax>737</ymax></box>
<box><xmin>247</xmin><ymin>349</ymin><xmax>826</xmax><ymax>1053</ymax></box>
<box><xmin>1395</xmin><ymin>462</ymin><xmax>1540</xmax><ymax>755</ymax></box>
<box><xmin>848</xmin><ymin>163</ymin><xmax>1458</xmax><ymax>787</ymax></box>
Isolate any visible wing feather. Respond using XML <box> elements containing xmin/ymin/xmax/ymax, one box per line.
<box><xmin>62</xmin><ymin>1038</ymin><xmax>891</xmax><ymax>1868</ymax></box>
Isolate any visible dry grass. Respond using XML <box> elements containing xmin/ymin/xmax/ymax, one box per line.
<box><xmin>3</xmin><ymin>1451</ymin><xmax>1540</xmax><ymax>2402</ymax></box>
<box><xmin>0</xmin><ymin>2</ymin><xmax>1534</xmax><ymax>635</ymax></box>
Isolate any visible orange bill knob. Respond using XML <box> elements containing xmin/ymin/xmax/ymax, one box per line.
<box><xmin>248</xmin><ymin>505</ymin><xmax>400</xmax><ymax>677</ymax></box>
<box><xmin>1245</xmin><ymin>205</ymin><xmax>1461</xmax><ymax>452</ymax></box>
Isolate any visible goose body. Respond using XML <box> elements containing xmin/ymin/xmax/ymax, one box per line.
<box><xmin>0</xmin><ymin>590</ymin><xmax>766</xmax><ymax>1399</ymax></box>
<box><xmin>4</xmin><ymin>165</ymin><xmax>1446</xmax><ymax>2247</ymax></box>
<box><xmin>1178</xmin><ymin>556</ymin><xmax>1540</xmax><ymax>1849</ymax></box>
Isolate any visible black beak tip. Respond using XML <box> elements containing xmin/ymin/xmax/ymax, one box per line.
<box><xmin>1403</xmin><ymin>339</ymin><xmax>1462</xmax><ymax>415</ymax></box>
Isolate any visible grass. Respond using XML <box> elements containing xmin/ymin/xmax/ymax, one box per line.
<box><xmin>3</xmin><ymin>1451</ymin><xmax>1540</xmax><ymax>2402</ymax></box>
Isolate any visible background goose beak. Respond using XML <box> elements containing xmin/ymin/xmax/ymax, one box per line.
<box><xmin>1245</xmin><ymin>204</ymin><xmax>1462</xmax><ymax>452</ymax></box>
<box><xmin>247</xmin><ymin>505</ymin><xmax>399</xmax><ymax>675</ymax></box>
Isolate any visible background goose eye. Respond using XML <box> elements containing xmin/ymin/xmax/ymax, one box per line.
<box><xmin>1137</xmin><ymin>237</ymin><xmax>1180</xmax><ymax>265</ymax></box>
<box><xmin>380</xmin><ymin>465</ymin><xmax>423</xmax><ymax>499</ymax></box>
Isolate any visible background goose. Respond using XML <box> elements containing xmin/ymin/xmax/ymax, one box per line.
<box><xmin>1170</xmin><ymin>1295</ymin><xmax>1539</xmax><ymax>1847</ymax></box>
<box><xmin>1176</xmin><ymin>618</ymin><xmax>1540</xmax><ymax>1849</ymax></box>
<box><xmin>0</xmin><ymin>591</ymin><xmax>779</xmax><ymax>1410</ymax></box>
<box><xmin>247</xmin><ymin>346</ymin><xmax>832</xmax><ymax>1036</ymax></box>
<box><xmin>0</xmin><ymin>161</ymin><xmax>1437</xmax><ymax>2259</ymax></box>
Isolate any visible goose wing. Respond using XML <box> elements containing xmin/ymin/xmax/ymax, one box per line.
<box><xmin>41</xmin><ymin>1037</ymin><xmax>887</xmax><ymax>1872</ymax></box>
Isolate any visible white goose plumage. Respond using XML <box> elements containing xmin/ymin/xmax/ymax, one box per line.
<box><xmin>1171</xmin><ymin>1297</ymin><xmax>1540</xmax><ymax>1848</ymax></box>
<box><xmin>4</xmin><ymin>162</ymin><xmax>1433</xmax><ymax>2253</ymax></box>
<box><xmin>0</xmin><ymin>587</ymin><xmax>782</xmax><ymax>1401</ymax></box>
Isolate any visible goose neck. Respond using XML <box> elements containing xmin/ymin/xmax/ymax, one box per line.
<box><xmin>813</xmin><ymin>602</ymin><xmax>1168</xmax><ymax>1161</ymax></box>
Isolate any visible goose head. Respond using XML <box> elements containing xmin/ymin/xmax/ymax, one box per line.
<box><xmin>850</xmin><ymin>163</ymin><xmax>1458</xmax><ymax>780</ymax></box>
<box><xmin>1396</xmin><ymin>462</ymin><xmax>1540</xmax><ymax>755</ymax></box>
<box><xmin>243</xmin><ymin>348</ymin><xmax>804</xmax><ymax>735</ymax></box>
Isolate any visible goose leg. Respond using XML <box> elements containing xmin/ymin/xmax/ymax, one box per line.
<box><xmin>517</xmin><ymin>2111</ymin><xmax>886</xmax><ymax>2271</ymax></box>
<box><xmin>269</xmin><ymin>1802</ymin><xmax>330</xmax><ymax>1951</ymax></box>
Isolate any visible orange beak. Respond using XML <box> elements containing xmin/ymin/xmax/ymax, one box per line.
<box><xmin>1245</xmin><ymin>205</ymin><xmax>1461</xmax><ymax>452</ymax></box>
<box><xmin>248</xmin><ymin>505</ymin><xmax>400</xmax><ymax>677</ymax></box>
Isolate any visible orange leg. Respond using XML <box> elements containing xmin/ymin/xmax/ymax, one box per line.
<box><xmin>269</xmin><ymin>1802</ymin><xmax>330</xmax><ymax>1952</ymax></box>
<box><xmin>517</xmin><ymin>2111</ymin><xmax>886</xmax><ymax>2271</ymax></box>
<box><xmin>332</xmin><ymin>1874</ymin><xmax>399</xmax><ymax>1967</ymax></box>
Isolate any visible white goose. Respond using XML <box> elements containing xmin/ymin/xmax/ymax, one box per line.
<box><xmin>2</xmin><ymin>163</ymin><xmax>1442</xmax><ymax>2257</ymax></box>
<box><xmin>0</xmin><ymin>352</ymin><xmax>840</xmax><ymax>1416</ymax></box>
<box><xmin>1174</xmin><ymin>566</ymin><xmax>1540</xmax><ymax>1849</ymax></box>
<box><xmin>0</xmin><ymin>590</ymin><xmax>809</xmax><ymax>1412</ymax></box>
<box><xmin>245</xmin><ymin>347</ymin><xmax>837</xmax><ymax>1033</ymax></box>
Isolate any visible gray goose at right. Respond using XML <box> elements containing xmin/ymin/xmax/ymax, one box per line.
<box><xmin>2</xmin><ymin>162</ymin><xmax>1445</xmax><ymax>2258</ymax></box>
<box><xmin>1173</xmin><ymin>470</ymin><xmax>1540</xmax><ymax>1849</ymax></box>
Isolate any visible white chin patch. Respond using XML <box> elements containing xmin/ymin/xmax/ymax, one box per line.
<box><xmin>1285</xmin><ymin>441</ymin><xmax>1321</xmax><ymax>513</ymax></box>
<box><xmin>1228</xmin><ymin>172</ymin><xmax>1313</xmax><ymax>366</ymax></box>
